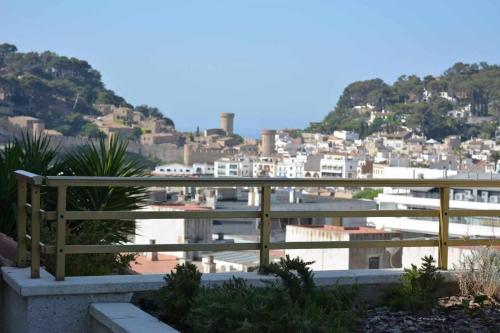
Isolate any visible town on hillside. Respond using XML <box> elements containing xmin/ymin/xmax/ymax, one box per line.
<box><xmin>1</xmin><ymin>44</ymin><xmax>500</xmax><ymax>273</ymax></box>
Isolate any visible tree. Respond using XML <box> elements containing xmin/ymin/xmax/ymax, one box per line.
<box><xmin>82</xmin><ymin>122</ymin><xmax>101</xmax><ymax>138</ymax></box>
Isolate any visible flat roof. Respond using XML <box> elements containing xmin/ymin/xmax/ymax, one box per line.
<box><xmin>290</xmin><ymin>225</ymin><xmax>397</xmax><ymax>234</ymax></box>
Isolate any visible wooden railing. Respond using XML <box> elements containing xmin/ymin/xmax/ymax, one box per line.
<box><xmin>15</xmin><ymin>170</ymin><xmax>500</xmax><ymax>281</ymax></box>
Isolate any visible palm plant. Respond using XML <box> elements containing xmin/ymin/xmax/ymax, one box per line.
<box><xmin>50</xmin><ymin>135</ymin><xmax>148</xmax><ymax>275</ymax></box>
<box><xmin>0</xmin><ymin>133</ymin><xmax>60</xmax><ymax>237</ymax></box>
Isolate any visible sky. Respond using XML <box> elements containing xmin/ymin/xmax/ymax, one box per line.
<box><xmin>1</xmin><ymin>0</ymin><xmax>500</xmax><ymax>138</ymax></box>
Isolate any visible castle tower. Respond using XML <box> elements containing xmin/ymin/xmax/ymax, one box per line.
<box><xmin>260</xmin><ymin>129</ymin><xmax>276</xmax><ymax>156</ymax></box>
<box><xmin>220</xmin><ymin>113</ymin><xmax>235</xmax><ymax>136</ymax></box>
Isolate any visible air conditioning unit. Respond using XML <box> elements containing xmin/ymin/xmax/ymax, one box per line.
<box><xmin>455</xmin><ymin>193</ymin><xmax>464</xmax><ymax>201</ymax></box>
<box><xmin>490</xmin><ymin>196</ymin><xmax>499</xmax><ymax>203</ymax></box>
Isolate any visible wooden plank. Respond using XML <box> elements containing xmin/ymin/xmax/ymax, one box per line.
<box><xmin>44</xmin><ymin>176</ymin><xmax>500</xmax><ymax>188</ymax></box>
<box><xmin>64</xmin><ymin>210</ymin><xmax>260</xmax><ymax>220</ymax></box>
<box><xmin>16</xmin><ymin>181</ymin><xmax>28</xmax><ymax>267</ymax></box>
<box><xmin>270</xmin><ymin>209</ymin><xmax>439</xmax><ymax>219</ymax></box>
<box><xmin>14</xmin><ymin>170</ymin><xmax>44</xmax><ymax>185</ymax></box>
<box><xmin>259</xmin><ymin>186</ymin><xmax>271</xmax><ymax>268</ymax></box>
<box><xmin>55</xmin><ymin>186</ymin><xmax>67</xmax><ymax>281</ymax></box>
<box><xmin>438</xmin><ymin>187</ymin><xmax>450</xmax><ymax>270</ymax></box>
<box><xmin>64</xmin><ymin>242</ymin><xmax>260</xmax><ymax>254</ymax></box>
<box><xmin>41</xmin><ymin>245</ymin><xmax>56</xmax><ymax>255</ymax></box>
<box><xmin>30</xmin><ymin>185</ymin><xmax>41</xmax><ymax>278</ymax></box>
<box><xmin>448</xmin><ymin>239</ymin><xmax>500</xmax><ymax>246</ymax></box>
<box><xmin>268</xmin><ymin>239</ymin><xmax>439</xmax><ymax>250</ymax></box>
<box><xmin>448</xmin><ymin>210</ymin><xmax>500</xmax><ymax>217</ymax></box>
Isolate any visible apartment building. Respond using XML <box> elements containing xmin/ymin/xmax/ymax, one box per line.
<box><xmin>214</xmin><ymin>157</ymin><xmax>253</xmax><ymax>177</ymax></box>
<box><xmin>319</xmin><ymin>154</ymin><xmax>359</xmax><ymax>179</ymax></box>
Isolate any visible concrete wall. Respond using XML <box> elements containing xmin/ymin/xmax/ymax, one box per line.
<box><xmin>135</xmin><ymin>206</ymin><xmax>212</xmax><ymax>259</ymax></box>
<box><xmin>285</xmin><ymin>226</ymin><xmax>349</xmax><ymax>270</ymax></box>
<box><xmin>403</xmin><ymin>246</ymin><xmax>472</xmax><ymax>269</ymax></box>
<box><xmin>285</xmin><ymin>226</ymin><xmax>402</xmax><ymax>270</ymax></box>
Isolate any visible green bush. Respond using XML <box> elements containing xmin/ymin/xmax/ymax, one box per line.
<box><xmin>157</xmin><ymin>256</ymin><xmax>359</xmax><ymax>333</ymax></box>
<box><xmin>353</xmin><ymin>188</ymin><xmax>382</xmax><ymax>200</ymax></box>
<box><xmin>384</xmin><ymin>255</ymin><xmax>444</xmax><ymax>312</ymax></box>
<box><xmin>157</xmin><ymin>262</ymin><xmax>202</xmax><ymax>331</ymax></box>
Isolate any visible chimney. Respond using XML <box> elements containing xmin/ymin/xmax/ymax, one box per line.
<box><xmin>253</xmin><ymin>187</ymin><xmax>261</xmax><ymax>207</ymax></box>
<box><xmin>248</xmin><ymin>189</ymin><xmax>255</xmax><ymax>206</ymax></box>
<box><xmin>202</xmin><ymin>255</ymin><xmax>216</xmax><ymax>273</ymax></box>
<box><xmin>183</xmin><ymin>144</ymin><xmax>192</xmax><ymax>165</ymax></box>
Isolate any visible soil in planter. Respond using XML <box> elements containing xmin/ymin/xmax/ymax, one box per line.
<box><xmin>357</xmin><ymin>296</ymin><xmax>500</xmax><ymax>333</ymax></box>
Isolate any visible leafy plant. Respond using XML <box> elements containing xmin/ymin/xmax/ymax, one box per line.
<box><xmin>157</xmin><ymin>256</ymin><xmax>359</xmax><ymax>333</ymax></box>
<box><xmin>46</xmin><ymin>135</ymin><xmax>147</xmax><ymax>276</ymax></box>
<box><xmin>384</xmin><ymin>255</ymin><xmax>444</xmax><ymax>312</ymax></box>
<box><xmin>0</xmin><ymin>133</ymin><xmax>61</xmax><ymax>237</ymax></box>
<box><xmin>157</xmin><ymin>262</ymin><xmax>202</xmax><ymax>331</ymax></box>
<box><xmin>260</xmin><ymin>255</ymin><xmax>316</xmax><ymax>304</ymax></box>
<box><xmin>353</xmin><ymin>188</ymin><xmax>382</xmax><ymax>200</ymax></box>
<box><xmin>454</xmin><ymin>246</ymin><xmax>500</xmax><ymax>300</ymax></box>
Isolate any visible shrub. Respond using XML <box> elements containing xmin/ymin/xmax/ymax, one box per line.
<box><xmin>454</xmin><ymin>246</ymin><xmax>500</xmax><ymax>299</ymax></box>
<box><xmin>384</xmin><ymin>255</ymin><xmax>444</xmax><ymax>312</ymax></box>
<box><xmin>157</xmin><ymin>262</ymin><xmax>202</xmax><ymax>331</ymax></box>
<box><xmin>158</xmin><ymin>256</ymin><xmax>359</xmax><ymax>333</ymax></box>
<box><xmin>353</xmin><ymin>188</ymin><xmax>382</xmax><ymax>200</ymax></box>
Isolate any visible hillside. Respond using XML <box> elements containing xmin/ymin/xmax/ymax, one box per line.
<box><xmin>0</xmin><ymin>43</ymin><xmax>173</xmax><ymax>136</ymax></box>
<box><xmin>308</xmin><ymin>62</ymin><xmax>500</xmax><ymax>140</ymax></box>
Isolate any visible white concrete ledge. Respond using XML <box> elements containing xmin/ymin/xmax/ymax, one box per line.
<box><xmin>89</xmin><ymin>303</ymin><xmax>179</xmax><ymax>333</ymax></box>
<box><xmin>2</xmin><ymin>266</ymin><xmax>456</xmax><ymax>298</ymax></box>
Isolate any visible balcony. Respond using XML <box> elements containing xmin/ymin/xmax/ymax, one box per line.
<box><xmin>2</xmin><ymin>170</ymin><xmax>500</xmax><ymax>332</ymax></box>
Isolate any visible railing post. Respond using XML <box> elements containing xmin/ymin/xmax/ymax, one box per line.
<box><xmin>30</xmin><ymin>185</ymin><xmax>41</xmax><ymax>278</ymax></box>
<box><xmin>55</xmin><ymin>186</ymin><xmax>67</xmax><ymax>281</ymax></box>
<box><xmin>150</xmin><ymin>239</ymin><xmax>158</xmax><ymax>261</ymax></box>
<box><xmin>259</xmin><ymin>186</ymin><xmax>271</xmax><ymax>270</ymax></box>
<box><xmin>438</xmin><ymin>187</ymin><xmax>449</xmax><ymax>269</ymax></box>
<box><xmin>16</xmin><ymin>180</ymin><xmax>28</xmax><ymax>267</ymax></box>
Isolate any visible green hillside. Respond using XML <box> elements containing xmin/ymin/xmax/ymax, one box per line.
<box><xmin>308</xmin><ymin>63</ymin><xmax>500</xmax><ymax>140</ymax></box>
<box><xmin>0</xmin><ymin>43</ymin><xmax>173</xmax><ymax>136</ymax></box>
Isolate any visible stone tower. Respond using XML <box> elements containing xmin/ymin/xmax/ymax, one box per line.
<box><xmin>220</xmin><ymin>113</ymin><xmax>235</xmax><ymax>136</ymax></box>
<box><xmin>260</xmin><ymin>129</ymin><xmax>276</xmax><ymax>156</ymax></box>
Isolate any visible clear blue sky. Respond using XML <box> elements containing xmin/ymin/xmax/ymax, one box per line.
<box><xmin>1</xmin><ymin>0</ymin><xmax>500</xmax><ymax>137</ymax></box>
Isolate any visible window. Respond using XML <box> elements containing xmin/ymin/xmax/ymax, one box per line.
<box><xmin>368</xmin><ymin>257</ymin><xmax>380</xmax><ymax>269</ymax></box>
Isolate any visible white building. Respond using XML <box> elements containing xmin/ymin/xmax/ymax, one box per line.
<box><xmin>276</xmin><ymin>155</ymin><xmax>308</xmax><ymax>178</ymax></box>
<box><xmin>135</xmin><ymin>204</ymin><xmax>212</xmax><ymax>260</ymax></box>
<box><xmin>252</xmin><ymin>157</ymin><xmax>279</xmax><ymax>177</ymax></box>
<box><xmin>214</xmin><ymin>157</ymin><xmax>253</xmax><ymax>177</ymax></box>
<box><xmin>372</xmin><ymin>165</ymin><xmax>457</xmax><ymax>180</ymax></box>
<box><xmin>192</xmin><ymin>163</ymin><xmax>214</xmax><ymax>175</ymax></box>
<box><xmin>153</xmin><ymin>163</ymin><xmax>214</xmax><ymax>176</ymax></box>
<box><xmin>153</xmin><ymin>163</ymin><xmax>193</xmax><ymax>176</ymax></box>
<box><xmin>319</xmin><ymin>154</ymin><xmax>358</xmax><ymax>179</ymax></box>
<box><xmin>333</xmin><ymin>130</ymin><xmax>359</xmax><ymax>142</ymax></box>
<box><xmin>285</xmin><ymin>225</ymin><xmax>402</xmax><ymax>270</ymax></box>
